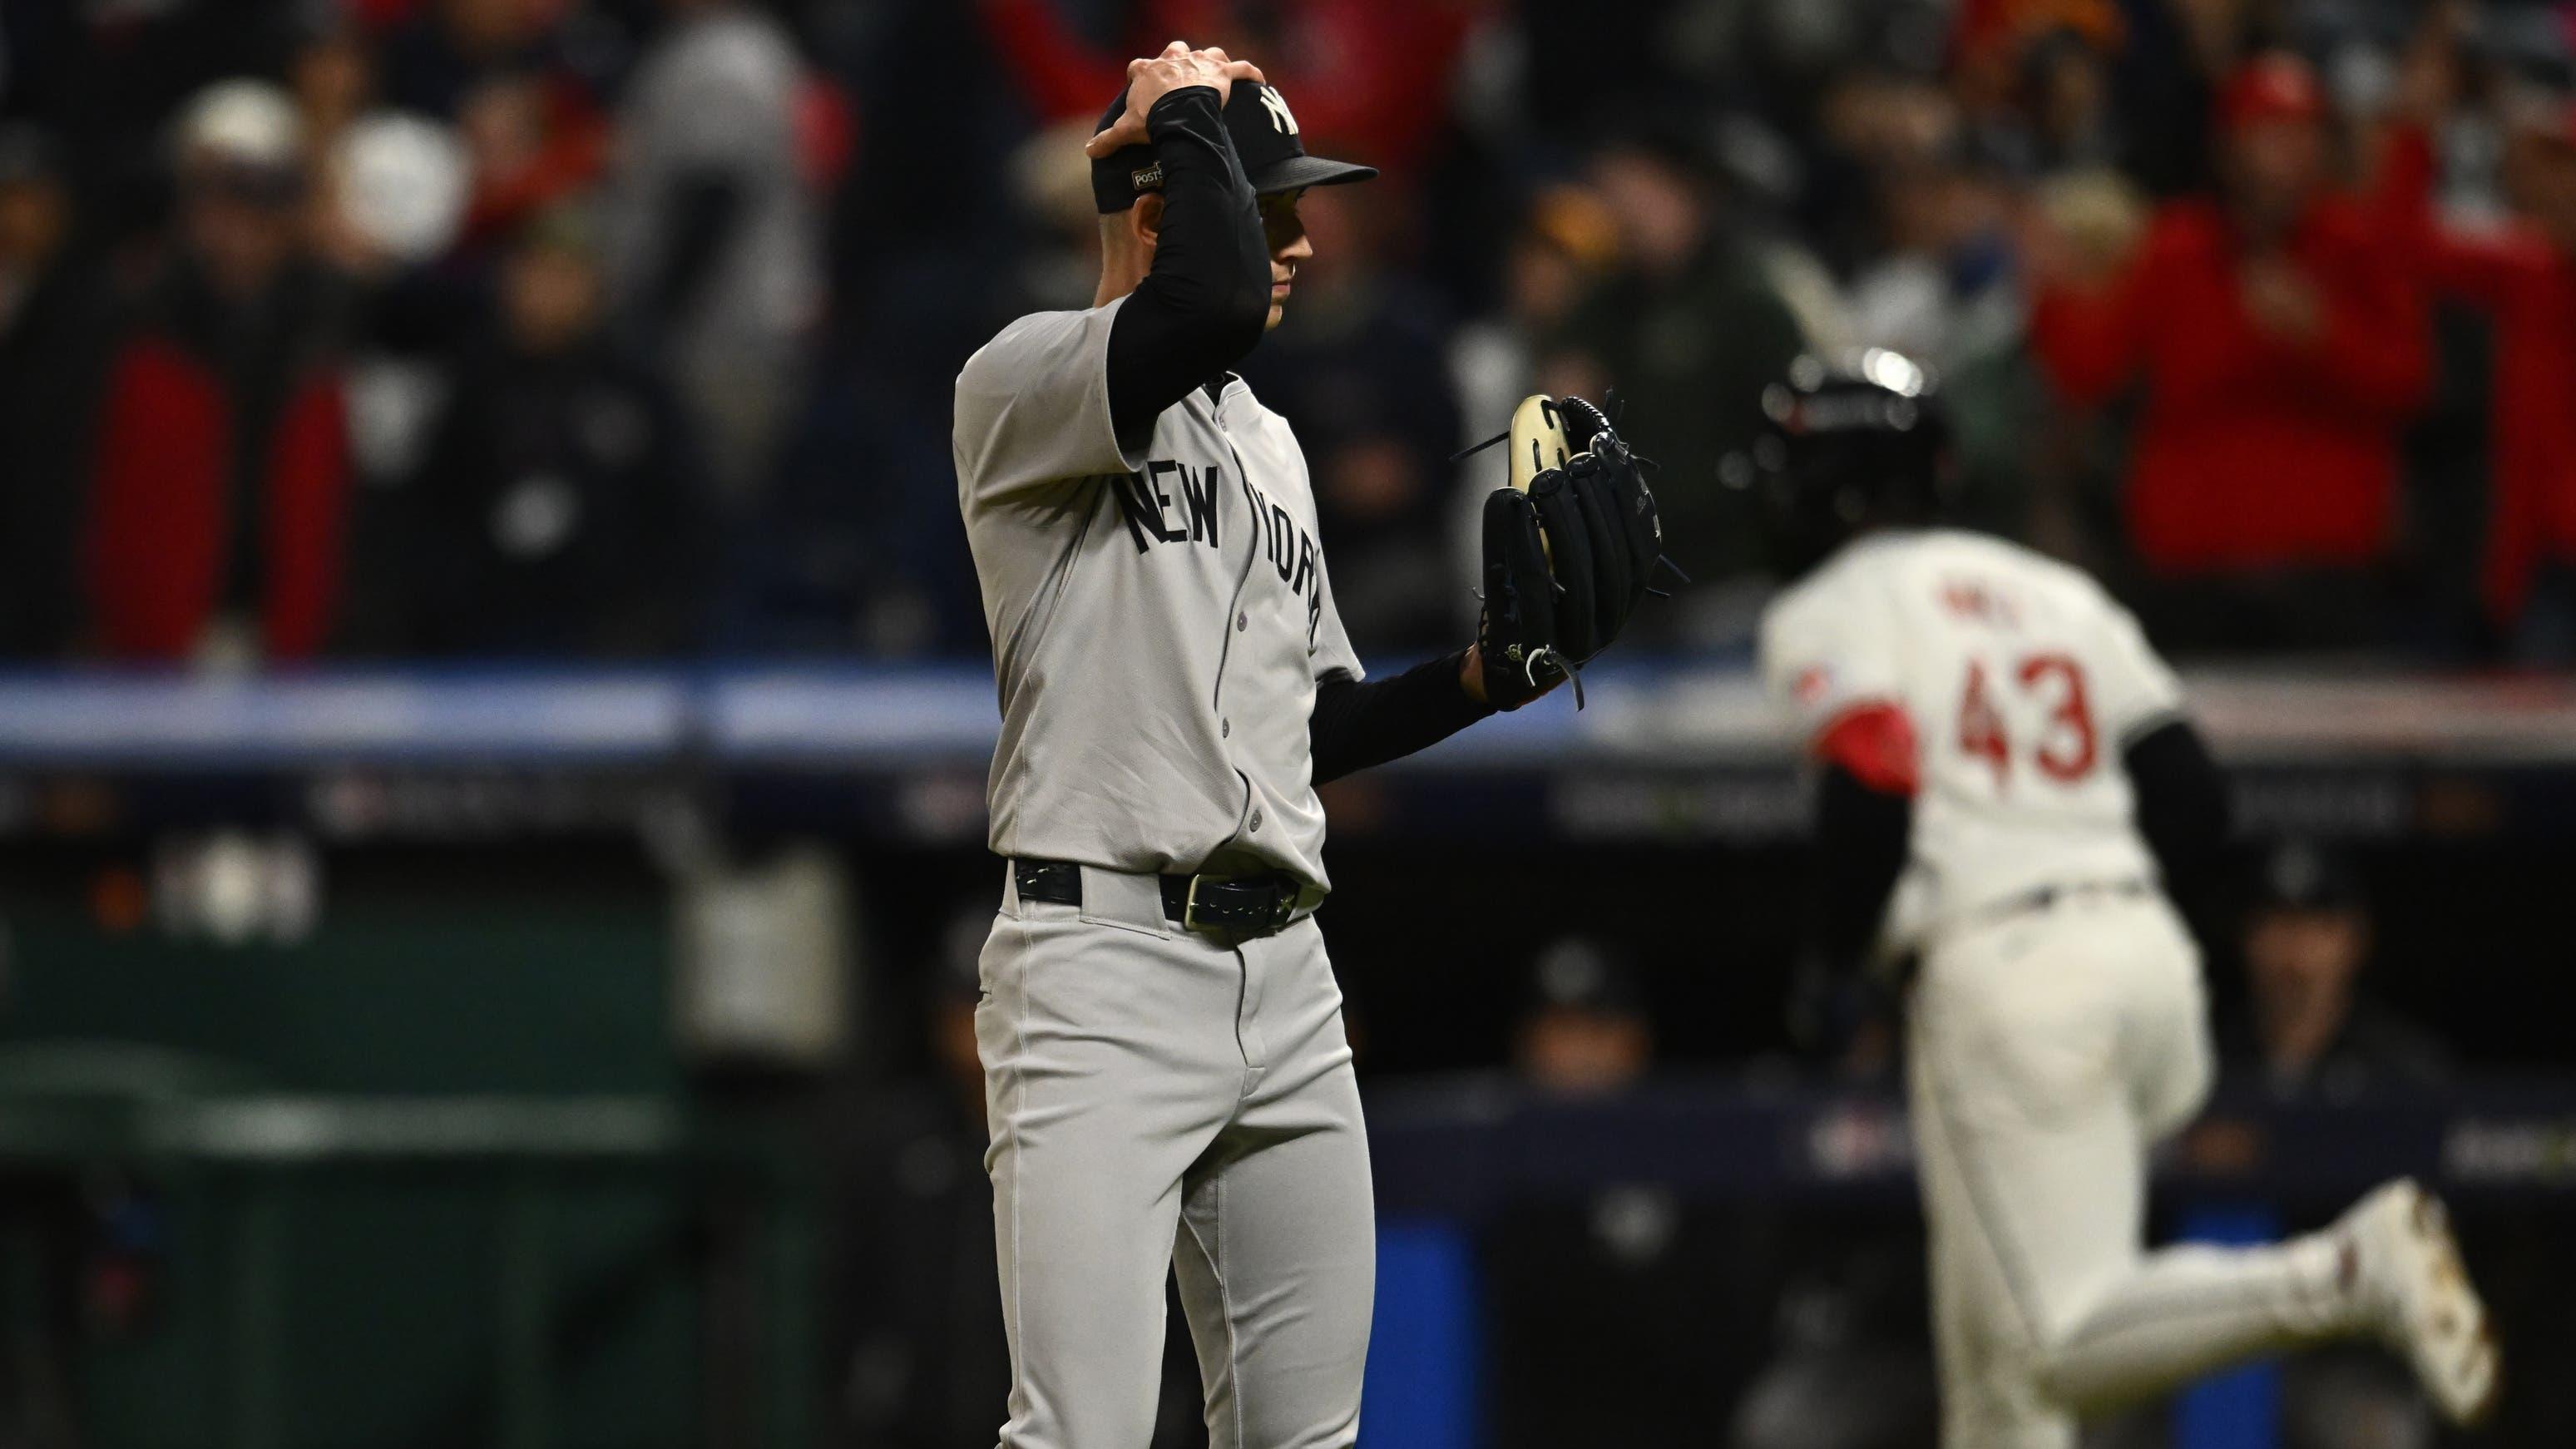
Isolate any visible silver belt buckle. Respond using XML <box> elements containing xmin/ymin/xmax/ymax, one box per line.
<box><xmin>1184</xmin><ymin>873</ymin><xmax>1214</xmax><ymax>933</ymax></box>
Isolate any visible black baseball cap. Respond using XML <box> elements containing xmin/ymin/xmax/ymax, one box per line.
<box><xmin>1527</xmin><ymin>937</ymin><xmax>1646</xmax><ymax>1020</ymax></box>
<box><xmin>1091</xmin><ymin>79</ymin><xmax>1377</xmax><ymax>214</ymax></box>
<box><xmin>2253</xmin><ymin>839</ymin><xmax>2365</xmax><ymax>912</ymax></box>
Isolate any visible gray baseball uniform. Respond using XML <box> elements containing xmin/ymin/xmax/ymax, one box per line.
<box><xmin>953</xmin><ymin>294</ymin><xmax>1373</xmax><ymax>1449</ymax></box>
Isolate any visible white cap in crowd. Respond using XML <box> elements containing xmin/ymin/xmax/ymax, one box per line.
<box><xmin>172</xmin><ymin>78</ymin><xmax>304</xmax><ymax>176</ymax></box>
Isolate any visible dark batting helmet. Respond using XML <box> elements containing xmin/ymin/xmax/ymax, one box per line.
<box><xmin>1731</xmin><ymin>349</ymin><xmax>1954</xmax><ymax>576</ymax></box>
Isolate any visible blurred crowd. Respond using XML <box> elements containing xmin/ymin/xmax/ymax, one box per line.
<box><xmin>8</xmin><ymin>0</ymin><xmax>2576</xmax><ymax>667</ymax></box>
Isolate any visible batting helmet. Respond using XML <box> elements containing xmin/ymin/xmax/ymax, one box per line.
<box><xmin>1734</xmin><ymin>349</ymin><xmax>1954</xmax><ymax>576</ymax></box>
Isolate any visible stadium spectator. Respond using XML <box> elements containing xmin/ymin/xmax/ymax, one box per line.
<box><xmin>1511</xmin><ymin>936</ymin><xmax>1654</xmax><ymax>1098</ymax></box>
<box><xmin>2002</xmin><ymin>22</ymin><xmax>2126</xmax><ymax>174</ymax></box>
<box><xmin>2205</xmin><ymin>838</ymin><xmax>2452</xmax><ymax>1448</ymax></box>
<box><xmin>0</xmin><ymin>126</ymin><xmax>111</xmax><ymax>660</ymax></box>
<box><xmin>290</xmin><ymin>13</ymin><xmax>375</xmax><ymax>141</ymax></box>
<box><xmin>1842</xmin><ymin>138</ymin><xmax>2023</xmax><ymax>373</ymax></box>
<box><xmin>2030</xmin><ymin>52</ymin><xmax>2431</xmax><ymax>652</ymax></box>
<box><xmin>381</xmin><ymin>0</ymin><xmax>576</xmax><ymax>117</ymax></box>
<box><xmin>84</xmin><ymin>81</ymin><xmax>356</xmax><ymax>665</ymax></box>
<box><xmin>1486</xmin><ymin>938</ymin><xmax>1780</xmax><ymax>1447</ymax></box>
<box><xmin>1238</xmin><ymin>183</ymin><xmax>1465</xmax><ymax>655</ymax></box>
<box><xmin>295</xmin><ymin>11</ymin><xmax>470</xmax><ymax>280</ymax></box>
<box><xmin>2381</xmin><ymin>29</ymin><xmax>2576</xmax><ymax>661</ymax></box>
<box><xmin>0</xmin><ymin>0</ymin><xmax>294</xmax><ymax>257</ymax></box>
<box><xmin>2222</xmin><ymin>840</ymin><xmax>2450</xmax><ymax>1097</ymax></box>
<box><xmin>1540</xmin><ymin>133</ymin><xmax>1809</xmax><ymax>596</ymax></box>
<box><xmin>604</xmin><ymin>0</ymin><xmax>823</xmax><ymax>507</ymax></box>
<box><xmin>1447</xmin><ymin>185</ymin><xmax>1619</xmax><ymax>454</ymax></box>
<box><xmin>399</xmin><ymin>205</ymin><xmax>705</xmax><ymax>656</ymax></box>
<box><xmin>729</xmin><ymin>349</ymin><xmax>988</xmax><ymax>657</ymax></box>
<box><xmin>1802</xmin><ymin>64</ymin><xmax>1962</xmax><ymax>284</ymax></box>
<box><xmin>379</xmin><ymin>0</ymin><xmax>614</xmax><ymax>247</ymax></box>
<box><xmin>1839</xmin><ymin>131</ymin><xmax>2056</xmax><ymax>537</ymax></box>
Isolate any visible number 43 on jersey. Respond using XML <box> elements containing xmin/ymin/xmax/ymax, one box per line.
<box><xmin>1956</xmin><ymin>653</ymin><xmax>2097</xmax><ymax>789</ymax></box>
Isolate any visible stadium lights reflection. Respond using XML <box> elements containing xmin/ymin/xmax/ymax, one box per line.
<box><xmin>1857</xmin><ymin>347</ymin><xmax>1927</xmax><ymax>398</ymax></box>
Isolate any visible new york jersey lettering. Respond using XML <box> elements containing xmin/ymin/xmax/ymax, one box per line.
<box><xmin>953</xmin><ymin>296</ymin><xmax>1362</xmax><ymax>890</ymax></box>
<box><xmin>1116</xmin><ymin>460</ymin><xmax>1226</xmax><ymax>553</ymax></box>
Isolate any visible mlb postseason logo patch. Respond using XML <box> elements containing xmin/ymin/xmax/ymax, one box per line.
<box><xmin>1130</xmin><ymin>161</ymin><xmax>1164</xmax><ymax>192</ymax></box>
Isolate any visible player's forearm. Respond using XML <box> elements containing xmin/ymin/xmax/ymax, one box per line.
<box><xmin>2125</xmin><ymin>718</ymin><xmax>2240</xmax><ymax>950</ymax></box>
<box><xmin>1808</xmin><ymin>763</ymin><xmax>1912</xmax><ymax>972</ymax></box>
<box><xmin>650</xmin><ymin>169</ymin><xmax>744</xmax><ymax>324</ymax></box>
<box><xmin>1307</xmin><ymin>651</ymin><xmax>1494</xmax><ymax>785</ymax></box>
<box><xmin>1131</xmin><ymin>87</ymin><xmax>1266</xmax><ymax>323</ymax></box>
<box><xmin>1105</xmin><ymin>87</ymin><xmax>1269</xmax><ymax>444</ymax></box>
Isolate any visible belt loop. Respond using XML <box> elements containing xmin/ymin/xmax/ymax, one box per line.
<box><xmin>1076</xmin><ymin>864</ymin><xmax>1174</xmax><ymax>937</ymax></box>
<box><xmin>1001</xmin><ymin>858</ymin><xmax>1024</xmax><ymax>916</ymax></box>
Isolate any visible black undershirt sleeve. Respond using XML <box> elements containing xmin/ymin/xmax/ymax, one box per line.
<box><xmin>2125</xmin><ymin>717</ymin><xmax>2238</xmax><ymax>955</ymax></box>
<box><xmin>1308</xmin><ymin>652</ymin><xmax>1495</xmax><ymax>785</ymax></box>
<box><xmin>1104</xmin><ymin>87</ymin><xmax>1271</xmax><ymax>451</ymax></box>
<box><xmin>1809</xmin><ymin>764</ymin><xmax>1915</xmax><ymax>972</ymax></box>
<box><xmin>652</xmin><ymin>169</ymin><xmax>743</xmax><ymax>323</ymax></box>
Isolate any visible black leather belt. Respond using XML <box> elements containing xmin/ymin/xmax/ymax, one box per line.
<box><xmin>1976</xmin><ymin>878</ymin><xmax>2155</xmax><ymax>927</ymax></box>
<box><xmin>1011</xmin><ymin>858</ymin><xmax>1301</xmax><ymax>937</ymax></box>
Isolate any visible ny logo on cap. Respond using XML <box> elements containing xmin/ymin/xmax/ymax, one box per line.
<box><xmin>1257</xmin><ymin>87</ymin><xmax>1298</xmax><ymax>136</ymax></box>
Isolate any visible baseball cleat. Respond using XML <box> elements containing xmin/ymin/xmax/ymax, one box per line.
<box><xmin>2338</xmin><ymin>1178</ymin><xmax>2500</xmax><ymax>1427</ymax></box>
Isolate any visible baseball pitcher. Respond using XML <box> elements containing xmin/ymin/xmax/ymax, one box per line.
<box><xmin>951</xmin><ymin>44</ymin><xmax>1665</xmax><ymax>1449</ymax></box>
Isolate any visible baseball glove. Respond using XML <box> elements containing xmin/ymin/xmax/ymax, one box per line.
<box><xmin>1473</xmin><ymin>394</ymin><xmax>1673</xmax><ymax>709</ymax></box>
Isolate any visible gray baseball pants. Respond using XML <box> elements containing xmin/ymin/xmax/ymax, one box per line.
<box><xmin>977</xmin><ymin>864</ymin><xmax>1374</xmax><ymax>1449</ymax></box>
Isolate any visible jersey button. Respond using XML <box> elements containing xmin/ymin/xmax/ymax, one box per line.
<box><xmin>1221</xmin><ymin>718</ymin><xmax>1230</xmax><ymax>738</ymax></box>
<box><xmin>1236</xmin><ymin>611</ymin><xmax>1248</xmax><ymax>631</ymax></box>
<box><xmin>1248</xmin><ymin>809</ymin><xmax>1263</xmax><ymax>832</ymax></box>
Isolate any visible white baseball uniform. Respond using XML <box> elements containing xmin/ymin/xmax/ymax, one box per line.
<box><xmin>953</xmin><ymin>296</ymin><xmax>1372</xmax><ymax>1449</ymax></box>
<box><xmin>1761</xmin><ymin>529</ymin><xmax>2371</xmax><ymax>1448</ymax></box>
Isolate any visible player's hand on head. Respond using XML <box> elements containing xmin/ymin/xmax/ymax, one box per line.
<box><xmin>1086</xmin><ymin>43</ymin><xmax>1267</xmax><ymax>159</ymax></box>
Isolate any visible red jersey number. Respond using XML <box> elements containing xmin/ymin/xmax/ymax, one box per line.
<box><xmin>1957</xmin><ymin>661</ymin><xmax>2011</xmax><ymax>789</ymax></box>
<box><xmin>1955</xmin><ymin>654</ymin><xmax>2098</xmax><ymax>788</ymax></box>
<box><xmin>2019</xmin><ymin>653</ymin><xmax>2097</xmax><ymax>782</ymax></box>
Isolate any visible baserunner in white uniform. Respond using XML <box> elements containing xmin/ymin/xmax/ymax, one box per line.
<box><xmin>1749</xmin><ymin>352</ymin><xmax>2499</xmax><ymax>1447</ymax></box>
<box><xmin>951</xmin><ymin>45</ymin><xmax>1664</xmax><ymax>1449</ymax></box>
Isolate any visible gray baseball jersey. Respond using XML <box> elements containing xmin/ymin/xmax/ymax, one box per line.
<box><xmin>953</xmin><ymin>293</ymin><xmax>1362</xmax><ymax>893</ymax></box>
